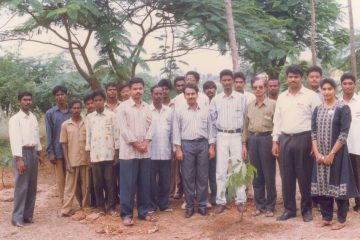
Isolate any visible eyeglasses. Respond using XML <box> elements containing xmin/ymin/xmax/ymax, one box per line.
<box><xmin>252</xmin><ymin>86</ymin><xmax>264</xmax><ymax>90</ymax></box>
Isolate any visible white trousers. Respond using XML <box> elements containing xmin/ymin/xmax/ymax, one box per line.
<box><xmin>216</xmin><ymin>132</ymin><xmax>246</xmax><ymax>205</ymax></box>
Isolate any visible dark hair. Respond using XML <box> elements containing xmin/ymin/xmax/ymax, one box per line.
<box><xmin>18</xmin><ymin>91</ymin><xmax>32</xmax><ymax>101</ymax></box>
<box><xmin>129</xmin><ymin>77</ymin><xmax>145</xmax><ymax>88</ymax></box>
<box><xmin>286</xmin><ymin>64</ymin><xmax>304</xmax><ymax>77</ymax></box>
<box><xmin>233</xmin><ymin>72</ymin><xmax>246</xmax><ymax>82</ymax></box>
<box><xmin>69</xmin><ymin>100</ymin><xmax>82</xmax><ymax>109</ymax></box>
<box><xmin>307</xmin><ymin>66</ymin><xmax>323</xmax><ymax>76</ymax></box>
<box><xmin>104</xmin><ymin>82</ymin><xmax>118</xmax><ymax>91</ymax></box>
<box><xmin>52</xmin><ymin>85</ymin><xmax>68</xmax><ymax>95</ymax></box>
<box><xmin>320</xmin><ymin>78</ymin><xmax>337</xmax><ymax>90</ymax></box>
<box><xmin>173</xmin><ymin>76</ymin><xmax>185</xmax><ymax>85</ymax></box>
<box><xmin>158</xmin><ymin>78</ymin><xmax>173</xmax><ymax>90</ymax></box>
<box><xmin>203</xmin><ymin>81</ymin><xmax>217</xmax><ymax>91</ymax></box>
<box><xmin>250</xmin><ymin>76</ymin><xmax>267</xmax><ymax>87</ymax></box>
<box><xmin>83</xmin><ymin>91</ymin><xmax>94</xmax><ymax>103</ymax></box>
<box><xmin>185</xmin><ymin>71</ymin><xmax>200</xmax><ymax>81</ymax></box>
<box><xmin>150</xmin><ymin>85</ymin><xmax>162</xmax><ymax>94</ymax></box>
<box><xmin>268</xmin><ymin>79</ymin><xmax>279</xmax><ymax>84</ymax></box>
<box><xmin>117</xmin><ymin>83</ymin><xmax>129</xmax><ymax>92</ymax></box>
<box><xmin>219</xmin><ymin>69</ymin><xmax>233</xmax><ymax>79</ymax></box>
<box><xmin>340</xmin><ymin>72</ymin><xmax>356</xmax><ymax>83</ymax></box>
<box><xmin>92</xmin><ymin>89</ymin><xmax>106</xmax><ymax>100</ymax></box>
<box><xmin>183</xmin><ymin>83</ymin><xmax>199</xmax><ymax>93</ymax></box>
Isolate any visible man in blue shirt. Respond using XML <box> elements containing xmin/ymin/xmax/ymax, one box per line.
<box><xmin>45</xmin><ymin>85</ymin><xmax>70</xmax><ymax>204</ymax></box>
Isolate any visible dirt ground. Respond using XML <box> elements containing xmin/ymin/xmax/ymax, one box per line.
<box><xmin>1</xmin><ymin>162</ymin><xmax>360</xmax><ymax>240</ymax></box>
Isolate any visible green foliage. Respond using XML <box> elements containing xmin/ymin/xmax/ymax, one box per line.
<box><xmin>223</xmin><ymin>160</ymin><xmax>257</xmax><ymax>202</ymax></box>
<box><xmin>0</xmin><ymin>139</ymin><xmax>12</xmax><ymax>167</ymax></box>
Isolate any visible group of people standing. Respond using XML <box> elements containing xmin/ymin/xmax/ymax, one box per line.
<box><xmin>8</xmin><ymin>64</ymin><xmax>360</xmax><ymax>231</ymax></box>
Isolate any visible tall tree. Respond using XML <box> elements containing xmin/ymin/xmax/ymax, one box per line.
<box><xmin>348</xmin><ymin>0</ymin><xmax>357</xmax><ymax>77</ymax></box>
<box><xmin>310</xmin><ymin>0</ymin><xmax>317</xmax><ymax>66</ymax></box>
<box><xmin>223</xmin><ymin>0</ymin><xmax>240</xmax><ymax>72</ymax></box>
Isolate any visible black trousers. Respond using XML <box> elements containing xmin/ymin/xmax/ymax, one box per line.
<box><xmin>248</xmin><ymin>134</ymin><xmax>276</xmax><ymax>211</ymax></box>
<box><xmin>279</xmin><ymin>132</ymin><xmax>312</xmax><ymax>215</ymax></box>
<box><xmin>209</xmin><ymin>157</ymin><xmax>217</xmax><ymax>201</ymax></box>
<box><xmin>88</xmin><ymin>168</ymin><xmax>96</xmax><ymax>208</ymax></box>
<box><xmin>317</xmin><ymin>196</ymin><xmax>349</xmax><ymax>223</ymax></box>
<box><xmin>181</xmin><ymin>139</ymin><xmax>209</xmax><ymax>210</ymax></box>
<box><xmin>119</xmin><ymin>159</ymin><xmax>151</xmax><ymax>219</ymax></box>
<box><xmin>350</xmin><ymin>154</ymin><xmax>360</xmax><ymax>207</ymax></box>
<box><xmin>91</xmin><ymin>161</ymin><xmax>114</xmax><ymax>211</ymax></box>
<box><xmin>150</xmin><ymin>160</ymin><xmax>171</xmax><ymax>210</ymax></box>
<box><xmin>113</xmin><ymin>162</ymin><xmax>120</xmax><ymax>205</ymax></box>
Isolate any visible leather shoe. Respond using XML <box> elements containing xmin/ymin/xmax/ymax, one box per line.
<box><xmin>213</xmin><ymin>204</ymin><xmax>226</xmax><ymax>214</ymax></box>
<box><xmin>185</xmin><ymin>208</ymin><xmax>194</xmax><ymax>218</ymax></box>
<box><xmin>276</xmin><ymin>211</ymin><xmax>296</xmax><ymax>221</ymax></box>
<box><xmin>198</xmin><ymin>208</ymin><xmax>208</xmax><ymax>216</ymax></box>
<box><xmin>24</xmin><ymin>218</ymin><xmax>34</xmax><ymax>224</ymax></box>
<box><xmin>11</xmin><ymin>220</ymin><xmax>24</xmax><ymax>228</ymax></box>
<box><xmin>302</xmin><ymin>212</ymin><xmax>313</xmax><ymax>222</ymax></box>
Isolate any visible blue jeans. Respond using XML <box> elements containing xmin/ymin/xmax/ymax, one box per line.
<box><xmin>119</xmin><ymin>158</ymin><xmax>151</xmax><ymax>219</ymax></box>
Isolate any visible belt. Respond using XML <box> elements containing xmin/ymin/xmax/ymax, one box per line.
<box><xmin>182</xmin><ymin>138</ymin><xmax>206</xmax><ymax>142</ymax></box>
<box><xmin>22</xmin><ymin>146</ymin><xmax>35</xmax><ymax>150</ymax></box>
<box><xmin>249</xmin><ymin>131</ymin><xmax>272</xmax><ymax>136</ymax></box>
<box><xmin>217</xmin><ymin>128</ymin><xmax>242</xmax><ymax>134</ymax></box>
<box><xmin>282</xmin><ymin>131</ymin><xmax>310</xmax><ymax>137</ymax></box>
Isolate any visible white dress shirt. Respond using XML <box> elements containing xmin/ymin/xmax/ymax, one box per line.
<box><xmin>272</xmin><ymin>86</ymin><xmax>321</xmax><ymax>141</ymax></box>
<box><xmin>209</xmin><ymin>91</ymin><xmax>247</xmax><ymax>144</ymax></box>
<box><xmin>9</xmin><ymin>110</ymin><xmax>42</xmax><ymax>157</ymax></box>
<box><xmin>340</xmin><ymin>94</ymin><xmax>360</xmax><ymax>155</ymax></box>
<box><xmin>150</xmin><ymin>104</ymin><xmax>173</xmax><ymax>160</ymax></box>
<box><xmin>172</xmin><ymin>91</ymin><xmax>209</xmax><ymax>109</ymax></box>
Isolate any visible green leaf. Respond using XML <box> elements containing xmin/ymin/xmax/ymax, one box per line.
<box><xmin>29</xmin><ymin>0</ymin><xmax>43</xmax><ymax>12</ymax></box>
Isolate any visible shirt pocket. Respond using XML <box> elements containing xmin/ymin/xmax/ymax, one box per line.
<box><xmin>262</xmin><ymin>114</ymin><xmax>273</xmax><ymax>129</ymax></box>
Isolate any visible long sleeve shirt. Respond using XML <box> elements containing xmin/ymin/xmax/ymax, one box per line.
<box><xmin>9</xmin><ymin>110</ymin><xmax>42</xmax><ymax>157</ymax></box>
<box><xmin>150</xmin><ymin>104</ymin><xmax>173</xmax><ymax>160</ymax></box>
<box><xmin>340</xmin><ymin>94</ymin><xmax>360</xmax><ymax>155</ymax></box>
<box><xmin>272</xmin><ymin>86</ymin><xmax>321</xmax><ymax>142</ymax></box>
<box><xmin>173</xmin><ymin>104</ymin><xmax>210</xmax><ymax>146</ymax></box>
<box><xmin>117</xmin><ymin>98</ymin><xmax>152</xmax><ymax>160</ymax></box>
<box><xmin>85</xmin><ymin>109</ymin><xmax>119</xmax><ymax>162</ymax></box>
<box><xmin>209</xmin><ymin>91</ymin><xmax>247</xmax><ymax>144</ymax></box>
<box><xmin>45</xmin><ymin>106</ymin><xmax>70</xmax><ymax>159</ymax></box>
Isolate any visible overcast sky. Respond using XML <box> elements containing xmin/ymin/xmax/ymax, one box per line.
<box><xmin>0</xmin><ymin>0</ymin><xmax>359</xmax><ymax>77</ymax></box>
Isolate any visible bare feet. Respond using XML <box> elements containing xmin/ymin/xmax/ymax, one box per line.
<box><xmin>315</xmin><ymin>220</ymin><xmax>331</xmax><ymax>228</ymax></box>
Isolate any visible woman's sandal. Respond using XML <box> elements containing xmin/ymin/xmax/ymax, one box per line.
<box><xmin>315</xmin><ymin>220</ymin><xmax>331</xmax><ymax>228</ymax></box>
<box><xmin>331</xmin><ymin>222</ymin><xmax>345</xmax><ymax>230</ymax></box>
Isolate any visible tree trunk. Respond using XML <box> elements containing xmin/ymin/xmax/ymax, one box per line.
<box><xmin>310</xmin><ymin>0</ymin><xmax>317</xmax><ymax>66</ymax></box>
<box><xmin>348</xmin><ymin>0</ymin><xmax>357</xmax><ymax>77</ymax></box>
<box><xmin>224</xmin><ymin>0</ymin><xmax>240</xmax><ymax>72</ymax></box>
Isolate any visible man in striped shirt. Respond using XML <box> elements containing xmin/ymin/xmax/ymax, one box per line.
<box><xmin>173</xmin><ymin>84</ymin><xmax>214</xmax><ymax>218</ymax></box>
<box><xmin>209</xmin><ymin>69</ymin><xmax>248</xmax><ymax>214</ymax></box>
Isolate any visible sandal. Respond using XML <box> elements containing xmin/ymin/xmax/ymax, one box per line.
<box><xmin>122</xmin><ymin>217</ymin><xmax>134</xmax><ymax>226</ymax></box>
<box><xmin>316</xmin><ymin>220</ymin><xmax>331</xmax><ymax>228</ymax></box>
<box><xmin>143</xmin><ymin>214</ymin><xmax>158</xmax><ymax>222</ymax></box>
<box><xmin>252</xmin><ymin>210</ymin><xmax>263</xmax><ymax>217</ymax></box>
<box><xmin>265</xmin><ymin>211</ymin><xmax>274</xmax><ymax>217</ymax></box>
<box><xmin>331</xmin><ymin>222</ymin><xmax>345</xmax><ymax>230</ymax></box>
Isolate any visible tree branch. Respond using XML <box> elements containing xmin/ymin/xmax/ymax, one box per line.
<box><xmin>0</xmin><ymin>38</ymin><xmax>70</xmax><ymax>50</ymax></box>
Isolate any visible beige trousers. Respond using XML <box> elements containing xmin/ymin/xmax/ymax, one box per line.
<box><xmin>54</xmin><ymin>159</ymin><xmax>65</xmax><ymax>203</ymax></box>
<box><xmin>61</xmin><ymin>165</ymin><xmax>89</xmax><ymax>214</ymax></box>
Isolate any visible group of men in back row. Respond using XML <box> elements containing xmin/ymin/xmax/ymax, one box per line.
<box><xmin>9</xmin><ymin>65</ymin><xmax>360</xmax><ymax>228</ymax></box>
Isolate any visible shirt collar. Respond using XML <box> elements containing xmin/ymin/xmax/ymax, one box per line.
<box><xmin>129</xmin><ymin>97</ymin><xmax>144</xmax><ymax>107</ymax></box>
<box><xmin>286</xmin><ymin>85</ymin><xmax>305</xmax><ymax>96</ymax></box>
<box><xmin>68</xmin><ymin>117</ymin><xmax>84</xmax><ymax>126</ymax></box>
<box><xmin>254</xmin><ymin>98</ymin><xmax>270</xmax><ymax>107</ymax></box>
<box><xmin>221</xmin><ymin>91</ymin><xmax>235</xmax><ymax>98</ymax></box>
<box><xmin>150</xmin><ymin>104</ymin><xmax>165</xmax><ymax>113</ymax></box>
<box><xmin>18</xmin><ymin>110</ymin><xmax>31</xmax><ymax>118</ymax></box>
<box><xmin>54</xmin><ymin>105</ymin><xmax>69</xmax><ymax>113</ymax></box>
<box><xmin>104</xmin><ymin>101</ymin><xmax>121</xmax><ymax>108</ymax></box>
<box><xmin>187</xmin><ymin>104</ymin><xmax>200</xmax><ymax>111</ymax></box>
<box><xmin>340</xmin><ymin>94</ymin><xmax>359</xmax><ymax>102</ymax></box>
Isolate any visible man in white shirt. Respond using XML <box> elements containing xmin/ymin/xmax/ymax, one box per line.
<box><xmin>9</xmin><ymin>91</ymin><xmax>42</xmax><ymax>227</ymax></box>
<box><xmin>85</xmin><ymin>90</ymin><xmax>119</xmax><ymax>214</ymax></box>
<box><xmin>209</xmin><ymin>69</ymin><xmax>248</xmax><ymax>214</ymax></box>
<box><xmin>307</xmin><ymin>66</ymin><xmax>323</xmax><ymax>101</ymax></box>
<box><xmin>340</xmin><ymin>72</ymin><xmax>360</xmax><ymax>213</ymax></box>
<box><xmin>149</xmin><ymin>85</ymin><xmax>173</xmax><ymax>212</ymax></box>
<box><xmin>234</xmin><ymin>71</ymin><xmax>256</xmax><ymax>103</ymax></box>
<box><xmin>272</xmin><ymin>65</ymin><xmax>320</xmax><ymax>222</ymax></box>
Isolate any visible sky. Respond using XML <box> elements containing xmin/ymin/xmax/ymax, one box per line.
<box><xmin>0</xmin><ymin>0</ymin><xmax>359</xmax><ymax>77</ymax></box>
